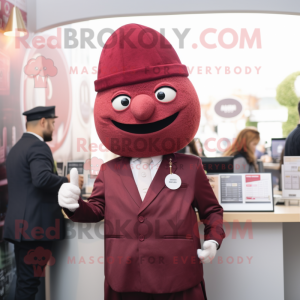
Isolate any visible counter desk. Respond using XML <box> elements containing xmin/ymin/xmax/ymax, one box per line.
<box><xmin>202</xmin><ymin>206</ymin><xmax>300</xmax><ymax>300</ymax></box>
<box><xmin>48</xmin><ymin>206</ymin><xmax>300</xmax><ymax>300</ymax></box>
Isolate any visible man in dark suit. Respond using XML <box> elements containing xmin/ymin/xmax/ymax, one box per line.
<box><xmin>285</xmin><ymin>101</ymin><xmax>300</xmax><ymax>156</ymax></box>
<box><xmin>4</xmin><ymin>106</ymin><xmax>83</xmax><ymax>300</ymax></box>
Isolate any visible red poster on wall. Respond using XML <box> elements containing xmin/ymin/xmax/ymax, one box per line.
<box><xmin>0</xmin><ymin>51</ymin><xmax>9</xmax><ymax>95</ymax></box>
<box><xmin>21</xmin><ymin>43</ymin><xmax>72</xmax><ymax>153</ymax></box>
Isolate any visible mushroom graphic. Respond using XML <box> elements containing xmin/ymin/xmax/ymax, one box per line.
<box><xmin>84</xmin><ymin>157</ymin><xmax>104</xmax><ymax>175</ymax></box>
<box><xmin>24</xmin><ymin>246</ymin><xmax>56</xmax><ymax>277</ymax></box>
<box><xmin>24</xmin><ymin>56</ymin><xmax>57</xmax><ymax>88</ymax></box>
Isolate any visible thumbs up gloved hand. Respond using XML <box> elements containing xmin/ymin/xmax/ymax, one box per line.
<box><xmin>197</xmin><ymin>241</ymin><xmax>217</xmax><ymax>264</ymax></box>
<box><xmin>58</xmin><ymin>168</ymin><xmax>81</xmax><ymax>212</ymax></box>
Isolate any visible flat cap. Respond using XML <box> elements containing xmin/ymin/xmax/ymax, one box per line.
<box><xmin>22</xmin><ymin>106</ymin><xmax>58</xmax><ymax>121</ymax></box>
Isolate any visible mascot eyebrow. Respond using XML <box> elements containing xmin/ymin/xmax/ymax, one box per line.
<box><xmin>111</xmin><ymin>94</ymin><xmax>131</xmax><ymax>102</ymax></box>
<box><xmin>154</xmin><ymin>85</ymin><xmax>177</xmax><ymax>92</ymax></box>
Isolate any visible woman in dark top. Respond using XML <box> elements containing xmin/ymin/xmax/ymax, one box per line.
<box><xmin>223</xmin><ymin>127</ymin><xmax>260</xmax><ymax>173</ymax></box>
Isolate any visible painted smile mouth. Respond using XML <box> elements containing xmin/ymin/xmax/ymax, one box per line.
<box><xmin>111</xmin><ymin>112</ymin><xmax>179</xmax><ymax>134</ymax></box>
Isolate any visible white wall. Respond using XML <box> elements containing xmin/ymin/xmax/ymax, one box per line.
<box><xmin>28</xmin><ymin>0</ymin><xmax>300</xmax><ymax>33</ymax></box>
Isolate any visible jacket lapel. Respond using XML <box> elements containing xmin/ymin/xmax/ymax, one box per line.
<box><xmin>117</xmin><ymin>156</ymin><xmax>143</xmax><ymax>208</ymax></box>
<box><xmin>138</xmin><ymin>153</ymin><xmax>177</xmax><ymax>215</ymax></box>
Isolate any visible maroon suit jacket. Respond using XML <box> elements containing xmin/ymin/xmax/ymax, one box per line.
<box><xmin>64</xmin><ymin>153</ymin><xmax>225</xmax><ymax>294</ymax></box>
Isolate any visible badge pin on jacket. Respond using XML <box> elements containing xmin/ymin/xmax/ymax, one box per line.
<box><xmin>165</xmin><ymin>158</ymin><xmax>181</xmax><ymax>190</ymax></box>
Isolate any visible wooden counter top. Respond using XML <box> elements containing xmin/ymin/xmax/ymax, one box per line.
<box><xmin>263</xmin><ymin>162</ymin><xmax>280</xmax><ymax>170</ymax></box>
<box><xmin>222</xmin><ymin>206</ymin><xmax>300</xmax><ymax>223</ymax></box>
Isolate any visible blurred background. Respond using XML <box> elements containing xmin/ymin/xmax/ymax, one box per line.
<box><xmin>1</xmin><ymin>4</ymin><xmax>300</xmax><ymax>298</ymax></box>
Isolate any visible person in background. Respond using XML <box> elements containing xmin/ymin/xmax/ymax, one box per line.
<box><xmin>194</xmin><ymin>137</ymin><xmax>206</xmax><ymax>157</ymax></box>
<box><xmin>223</xmin><ymin>127</ymin><xmax>260</xmax><ymax>173</ymax></box>
<box><xmin>285</xmin><ymin>101</ymin><xmax>300</xmax><ymax>156</ymax></box>
<box><xmin>4</xmin><ymin>106</ymin><xmax>84</xmax><ymax>300</ymax></box>
<box><xmin>255</xmin><ymin>142</ymin><xmax>272</xmax><ymax>163</ymax></box>
<box><xmin>185</xmin><ymin>139</ymin><xmax>200</xmax><ymax>156</ymax></box>
<box><xmin>278</xmin><ymin>148</ymin><xmax>285</xmax><ymax>191</ymax></box>
<box><xmin>255</xmin><ymin>143</ymin><xmax>266</xmax><ymax>159</ymax></box>
<box><xmin>177</xmin><ymin>138</ymin><xmax>206</xmax><ymax>157</ymax></box>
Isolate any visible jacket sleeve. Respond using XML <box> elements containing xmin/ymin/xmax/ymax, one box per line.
<box><xmin>193</xmin><ymin>158</ymin><xmax>225</xmax><ymax>249</ymax></box>
<box><xmin>28</xmin><ymin>141</ymin><xmax>68</xmax><ymax>193</ymax></box>
<box><xmin>63</xmin><ymin>164</ymin><xmax>105</xmax><ymax>223</ymax></box>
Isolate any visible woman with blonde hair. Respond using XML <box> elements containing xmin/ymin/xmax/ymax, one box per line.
<box><xmin>223</xmin><ymin>127</ymin><xmax>260</xmax><ymax>173</ymax></box>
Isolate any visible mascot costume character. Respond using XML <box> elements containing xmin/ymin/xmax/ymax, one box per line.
<box><xmin>59</xmin><ymin>24</ymin><xmax>225</xmax><ymax>300</ymax></box>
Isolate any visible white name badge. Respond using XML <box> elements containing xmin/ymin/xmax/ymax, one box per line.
<box><xmin>165</xmin><ymin>174</ymin><xmax>181</xmax><ymax>190</ymax></box>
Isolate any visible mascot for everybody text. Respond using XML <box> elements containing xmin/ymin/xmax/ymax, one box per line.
<box><xmin>59</xmin><ymin>24</ymin><xmax>225</xmax><ymax>300</ymax></box>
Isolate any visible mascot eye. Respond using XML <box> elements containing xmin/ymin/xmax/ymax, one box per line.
<box><xmin>155</xmin><ymin>87</ymin><xmax>176</xmax><ymax>102</ymax></box>
<box><xmin>112</xmin><ymin>95</ymin><xmax>131</xmax><ymax>111</ymax></box>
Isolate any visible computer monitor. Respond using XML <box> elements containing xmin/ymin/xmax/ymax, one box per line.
<box><xmin>66</xmin><ymin>161</ymin><xmax>85</xmax><ymax>175</ymax></box>
<box><xmin>201</xmin><ymin>156</ymin><xmax>234</xmax><ymax>174</ymax></box>
<box><xmin>257</xmin><ymin>160</ymin><xmax>265</xmax><ymax>173</ymax></box>
<box><xmin>271</xmin><ymin>138</ymin><xmax>286</xmax><ymax>162</ymax></box>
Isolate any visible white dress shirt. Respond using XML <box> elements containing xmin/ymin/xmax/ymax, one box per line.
<box><xmin>129</xmin><ymin>155</ymin><xmax>219</xmax><ymax>249</ymax></box>
<box><xmin>130</xmin><ymin>155</ymin><xmax>163</xmax><ymax>183</ymax></box>
<box><xmin>26</xmin><ymin>131</ymin><xmax>44</xmax><ymax>142</ymax></box>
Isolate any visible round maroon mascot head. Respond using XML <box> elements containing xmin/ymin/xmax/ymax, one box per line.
<box><xmin>94</xmin><ymin>24</ymin><xmax>200</xmax><ymax>157</ymax></box>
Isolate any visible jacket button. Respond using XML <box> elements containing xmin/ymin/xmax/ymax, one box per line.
<box><xmin>139</xmin><ymin>234</ymin><xmax>144</xmax><ymax>241</ymax></box>
<box><xmin>138</xmin><ymin>216</ymin><xmax>144</xmax><ymax>223</ymax></box>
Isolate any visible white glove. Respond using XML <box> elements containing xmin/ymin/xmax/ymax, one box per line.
<box><xmin>197</xmin><ymin>241</ymin><xmax>217</xmax><ymax>264</ymax></box>
<box><xmin>58</xmin><ymin>168</ymin><xmax>80</xmax><ymax>212</ymax></box>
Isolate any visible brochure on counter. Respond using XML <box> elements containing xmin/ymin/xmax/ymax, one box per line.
<box><xmin>207</xmin><ymin>173</ymin><xmax>274</xmax><ymax>212</ymax></box>
<box><xmin>282</xmin><ymin>156</ymin><xmax>300</xmax><ymax>198</ymax></box>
